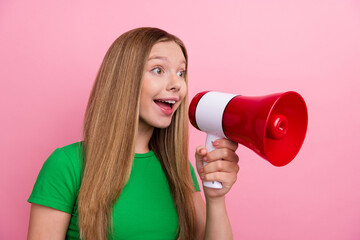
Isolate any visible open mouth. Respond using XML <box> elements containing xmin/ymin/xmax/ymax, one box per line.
<box><xmin>154</xmin><ymin>99</ymin><xmax>176</xmax><ymax>110</ymax></box>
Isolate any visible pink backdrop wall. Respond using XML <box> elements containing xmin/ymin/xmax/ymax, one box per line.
<box><xmin>1</xmin><ymin>0</ymin><xmax>360</xmax><ymax>239</ymax></box>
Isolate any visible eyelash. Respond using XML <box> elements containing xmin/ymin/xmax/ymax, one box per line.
<box><xmin>151</xmin><ymin>67</ymin><xmax>186</xmax><ymax>78</ymax></box>
<box><xmin>152</xmin><ymin>67</ymin><xmax>164</xmax><ymax>75</ymax></box>
<box><xmin>177</xmin><ymin>70</ymin><xmax>186</xmax><ymax>78</ymax></box>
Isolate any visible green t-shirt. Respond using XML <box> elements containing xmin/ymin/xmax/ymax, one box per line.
<box><xmin>28</xmin><ymin>142</ymin><xmax>200</xmax><ymax>240</ymax></box>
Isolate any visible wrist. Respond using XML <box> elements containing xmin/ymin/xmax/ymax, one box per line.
<box><xmin>205</xmin><ymin>195</ymin><xmax>226</xmax><ymax>205</ymax></box>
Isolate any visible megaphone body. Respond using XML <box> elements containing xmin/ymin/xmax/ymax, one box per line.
<box><xmin>189</xmin><ymin>91</ymin><xmax>308</xmax><ymax>189</ymax></box>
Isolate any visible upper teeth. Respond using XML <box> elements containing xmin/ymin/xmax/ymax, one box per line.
<box><xmin>159</xmin><ymin>100</ymin><xmax>176</xmax><ymax>104</ymax></box>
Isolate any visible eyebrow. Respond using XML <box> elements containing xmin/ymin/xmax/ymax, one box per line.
<box><xmin>148</xmin><ymin>56</ymin><xmax>168</xmax><ymax>61</ymax></box>
<box><xmin>148</xmin><ymin>56</ymin><xmax>186</xmax><ymax>65</ymax></box>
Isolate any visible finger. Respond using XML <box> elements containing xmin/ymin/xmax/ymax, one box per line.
<box><xmin>205</xmin><ymin>148</ymin><xmax>239</xmax><ymax>164</ymax></box>
<box><xmin>200</xmin><ymin>171</ymin><xmax>238</xmax><ymax>186</ymax></box>
<box><xmin>201</xmin><ymin>160</ymin><xmax>239</xmax><ymax>175</ymax></box>
<box><xmin>212</xmin><ymin>138</ymin><xmax>238</xmax><ymax>152</ymax></box>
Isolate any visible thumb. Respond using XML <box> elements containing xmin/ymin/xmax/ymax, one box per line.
<box><xmin>195</xmin><ymin>146</ymin><xmax>207</xmax><ymax>172</ymax></box>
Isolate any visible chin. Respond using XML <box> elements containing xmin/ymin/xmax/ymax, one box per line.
<box><xmin>151</xmin><ymin>117</ymin><xmax>174</xmax><ymax>129</ymax></box>
<box><xmin>154</xmin><ymin>122</ymin><xmax>172</xmax><ymax>129</ymax></box>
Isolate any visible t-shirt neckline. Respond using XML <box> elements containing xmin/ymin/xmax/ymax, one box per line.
<box><xmin>134</xmin><ymin>150</ymin><xmax>155</xmax><ymax>158</ymax></box>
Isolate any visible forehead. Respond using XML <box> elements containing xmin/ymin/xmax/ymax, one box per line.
<box><xmin>148</xmin><ymin>41</ymin><xmax>185</xmax><ymax>63</ymax></box>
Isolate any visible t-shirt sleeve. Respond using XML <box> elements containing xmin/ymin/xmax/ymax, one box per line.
<box><xmin>28</xmin><ymin>148</ymin><xmax>81</xmax><ymax>214</ymax></box>
<box><xmin>189</xmin><ymin>162</ymin><xmax>201</xmax><ymax>192</ymax></box>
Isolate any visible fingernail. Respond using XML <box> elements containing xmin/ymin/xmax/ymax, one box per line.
<box><xmin>212</xmin><ymin>141</ymin><xmax>219</xmax><ymax>146</ymax></box>
<box><xmin>203</xmin><ymin>157</ymin><xmax>207</xmax><ymax>162</ymax></box>
<box><xmin>200</xmin><ymin>175</ymin><xmax>205</xmax><ymax>180</ymax></box>
<box><xmin>199</xmin><ymin>168</ymin><xmax>204</xmax><ymax>173</ymax></box>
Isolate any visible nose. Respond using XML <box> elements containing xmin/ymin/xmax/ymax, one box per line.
<box><xmin>167</xmin><ymin>72</ymin><xmax>182</xmax><ymax>92</ymax></box>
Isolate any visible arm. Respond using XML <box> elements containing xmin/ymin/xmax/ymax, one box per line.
<box><xmin>27</xmin><ymin>203</ymin><xmax>71</xmax><ymax>240</ymax></box>
<box><xmin>194</xmin><ymin>139</ymin><xmax>239</xmax><ymax>240</ymax></box>
<box><xmin>204</xmin><ymin>196</ymin><xmax>232</xmax><ymax>240</ymax></box>
<box><xmin>193</xmin><ymin>192</ymin><xmax>206</xmax><ymax>239</ymax></box>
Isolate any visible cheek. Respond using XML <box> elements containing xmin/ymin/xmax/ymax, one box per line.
<box><xmin>180</xmin><ymin>82</ymin><xmax>188</xmax><ymax>99</ymax></box>
<box><xmin>144</xmin><ymin>78</ymin><xmax>164</xmax><ymax>95</ymax></box>
<box><xmin>140</xmin><ymin>77</ymin><xmax>161</xmax><ymax>99</ymax></box>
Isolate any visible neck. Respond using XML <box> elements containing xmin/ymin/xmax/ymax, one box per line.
<box><xmin>135</xmin><ymin>121</ymin><xmax>154</xmax><ymax>153</ymax></box>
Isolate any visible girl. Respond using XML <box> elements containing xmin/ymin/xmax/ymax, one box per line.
<box><xmin>27</xmin><ymin>27</ymin><xmax>239</xmax><ymax>240</ymax></box>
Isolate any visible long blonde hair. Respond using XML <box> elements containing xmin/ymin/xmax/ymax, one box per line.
<box><xmin>78</xmin><ymin>27</ymin><xmax>197</xmax><ymax>239</ymax></box>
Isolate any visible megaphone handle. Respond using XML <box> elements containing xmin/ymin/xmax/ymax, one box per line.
<box><xmin>203</xmin><ymin>133</ymin><xmax>223</xmax><ymax>189</ymax></box>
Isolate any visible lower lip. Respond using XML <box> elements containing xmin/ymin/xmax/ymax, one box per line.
<box><xmin>154</xmin><ymin>102</ymin><xmax>174</xmax><ymax>116</ymax></box>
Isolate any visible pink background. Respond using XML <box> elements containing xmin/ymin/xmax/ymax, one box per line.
<box><xmin>1</xmin><ymin>0</ymin><xmax>360</xmax><ymax>239</ymax></box>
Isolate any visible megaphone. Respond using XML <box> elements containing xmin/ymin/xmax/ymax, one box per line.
<box><xmin>189</xmin><ymin>91</ymin><xmax>308</xmax><ymax>189</ymax></box>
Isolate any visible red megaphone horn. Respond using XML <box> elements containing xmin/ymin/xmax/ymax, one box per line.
<box><xmin>189</xmin><ymin>91</ymin><xmax>308</xmax><ymax>189</ymax></box>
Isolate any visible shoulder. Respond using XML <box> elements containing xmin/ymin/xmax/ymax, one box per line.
<box><xmin>57</xmin><ymin>142</ymin><xmax>83</xmax><ymax>166</ymax></box>
<box><xmin>28</xmin><ymin>141</ymin><xmax>84</xmax><ymax>213</ymax></box>
<box><xmin>57</xmin><ymin>141</ymin><xmax>83</xmax><ymax>160</ymax></box>
<box><xmin>45</xmin><ymin>142</ymin><xmax>83</xmax><ymax>170</ymax></box>
<box><xmin>38</xmin><ymin>141</ymin><xmax>84</xmax><ymax>182</ymax></box>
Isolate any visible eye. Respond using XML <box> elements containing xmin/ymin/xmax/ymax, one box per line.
<box><xmin>152</xmin><ymin>67</ymin><xmax>163</xmax><ymax>75</ymax></box>
<box><xmin>177</xmin><ymin>70</ymin><xmax>186</xmax><ymax>78</ymax></box>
